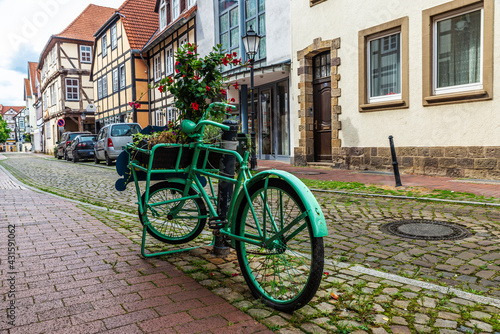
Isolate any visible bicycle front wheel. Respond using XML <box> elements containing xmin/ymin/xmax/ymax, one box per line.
<box><xmin>139</xmin><ymin>181</ymin><xmax>207</xmax><ymax>244</ymax></box>
<box><xmin>235</xmin><ymin>178</ymin><xmax>324</xmax><ymax>312</ymax></box>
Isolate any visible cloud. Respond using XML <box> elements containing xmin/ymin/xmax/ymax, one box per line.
<box><xmin>0</xmin><ymin>68</ymin><xmax>26</xmax><ymax>106</ymax></box>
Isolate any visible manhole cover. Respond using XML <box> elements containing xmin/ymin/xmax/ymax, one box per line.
<box><xmin>380</xmin><ymin>219</ymin><xmax>471</xmax><ymax>240</ymax></box>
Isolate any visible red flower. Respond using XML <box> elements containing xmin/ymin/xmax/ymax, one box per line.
<box><xmin>129</xmin><ymin>102</ymin><xmax>134</xmax><ymax>107</ymax></box>
<box><xmin>230</xmin><ymin>97</ymin><xmax>235</xmax><ymax>102</ymax></box>
<box><xmin>232</xmin><ymin>58</ymin><xmax>241</xmax><ymax>65</ymax></box>
<box><xmin>232</xmin><ymin>273</ymin><xmax>239</xmax><ymax>277</ymax></box>
<box><xmin>233</xmin><ymin>52</ymin><xmax>237</xmax><ymax>57</ymax></box>
<box><xmin>136</xmin><ymin>103</ymin><xmax>141</xmax><ymax>109</ymax></box>
<box><xmin>206</xmin><ymin>86</ymin><xmax>211</xmax><ymax>92</ymax></box>
<box><xmin>168</xmin><ymin>77</ymin><xmax>173</xmax><ymax>84</ymax></box>
<box><xmin>222</xmin><ymin>57</ymin><xmax>229</xmax><ymax>66</ymax></box>
<box><xmin>193</xmin><ymin>75</ymin><xmax>200</xmax><ymax>81</ymax></box>
<box><xmin>220</xmin><ymin>89</ymin><xmax>227</xmax><ymax>95</ymax></box>
<box><xmin>191</xmin><ymin>102</ymin><xmax>199</xmax><ymax>111</ymax></box>
<box><xmin>175</xmin><ymin>61</ymin><xmax>181</xmax><ymax>73</ymax></box>
<box><xmin>158</xmin><ymin>85</ymin><xmax>164</xmax><ymax>93</ymax></box>
<box><xmin>226</xmin><ymin>107</ymin><xmax>232</xmax><ymax>112</ymax></box>
<box><xmin>233</xmin><ymin>82</ymin><xmax>239</xmax><ymax>90</ymax></box>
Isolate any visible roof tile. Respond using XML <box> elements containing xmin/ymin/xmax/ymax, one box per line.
<box><xmin>118</xmin><ymin>0</ymin><xmax>158</xmax><ymax>50</ymax></box>
<box><xmin>56</xmin><ymin>4</ymin><xmax>116</xmax><ymax>41</ymax></box>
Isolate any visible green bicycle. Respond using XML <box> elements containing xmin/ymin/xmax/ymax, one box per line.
<box><xmin>127</xmin><ymin>102</ymin><xmax>328</xmax><ymax>312</ymax></box>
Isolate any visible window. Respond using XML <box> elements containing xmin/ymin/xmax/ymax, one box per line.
<box><xmin>50</xmin><ymin>85</ymin><xmax>56</xmax><ymax>106</ymax></box>
<box><xmin>112</xmin><ymin>68</ymin><xmax>119</xmax><ymax>93</ymax></box>
<box><xmin>111</xmin><ymin>25</ymin><xmax>117</xmax><ymax>50</ymax></box>
<box><xmin>51</xmin><ymin>48</ymin><xmax>56</xmax><ymax>65</ymax></box>
<box><xmin>102</xmin><ymin>35</ymin><xmax>108</xmax><ymax>57</ymax></box>
<box><xmin>65</xmin><ymin>78</ymin><xmax>79</xmax><ymax>101</ymax></box>
<box><xmin>156</xmin><ymin>110</ymin><xmax>164</xmax><ymax>126</ymax></box>
<box><xmin>154</xmin><ymin>53</ymin><xmax>161</xmax><ymax>81</ymax></box>
<box><xmin>172</xmin><ymin>0</ymin><xmax>180</xmax><ymax>20</ymax></box>
<box><xmin>188</xmin><ymin>0</ymin><xmax>196</xmax><ymax>7</ymax></box>
<box><xmin>80</xmin><ymin>45</ymin><xmax>92</xmax><ymax>63</ymax></box>
<box><xmin>244</xmin><ymin>0</ymin><xmax>266</xmax><ymax>60</ymax></box>
<box><xmin>359</xmin><ymin>17</ymin><xmax>409</xmax><ymax>112</ymax></box>
<box><xmin>179</xmin><ymin>34</ymin><xmax>188</xmax><ymax>48</ymax></box>
<box><xmin>120</xmin><ymin>64</ymin><xmax>126</xmax><ymax>89</ymax></box>
<box><xmin>165</xmin><ymin>45</ymin><xmax>174</xmax><ymax>75</ymax></box>
<box><xmin>102</xmin><ymin>75</ymin><xmax>108</xmax><ymax>97</ymax></box>
<box><xmin>423</xmin><ymin>0</ymin><xmax>492</xmax><ymax>105</ymax></box>
<box><xmin>97</xmin><ymin>78</ymin><xmax>102</xmax><ymax>99</ymax></box>
<box><xmin>367</xmin><ymin>32</ymin><xmax>401</xmax><ymax>103</ymax></box>
<box><xmin>159</xmin><ymin>0</ymin><xmax>167</xmax><ymax>30</ymax></box>
<box><xmin>46</xmin><ymin>123</ymin><xmax>51</xmax><ymax>139</ymax></box>
<box><xmin>167</xmin><ymin>107</ymin><xmax>177</xmax><ymax>123</ymax></box>
<box><xmin>219</xmin><ymin>0</ymin><xmax>239</xmax><ymax>61</ymax></box>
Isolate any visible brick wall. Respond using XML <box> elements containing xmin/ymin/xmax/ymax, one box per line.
<box><xmin>331</xmin><ymin>146</ymin><xmax>500</xmax><ymax>180</ymax></box>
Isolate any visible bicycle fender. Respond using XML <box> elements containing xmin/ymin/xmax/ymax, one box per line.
<box><xmin>231</xmin><ymin>170</ymin><xmax>328</xmax><ymax>238</ymax></box>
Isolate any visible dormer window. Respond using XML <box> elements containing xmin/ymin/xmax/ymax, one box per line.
<box><xmin>160</xmin><ymin>0</ymin><xmax>167</xmax><ymax>30</ymax></box>
<box><xmin>172</xmin><ymin>0</ymin><xmax>180</xmax><ymax>20</ymax></box>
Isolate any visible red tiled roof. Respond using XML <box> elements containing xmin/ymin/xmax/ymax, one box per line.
<box><xmin>24</xmin><ymin>79</ymin><xmax>32</xmax><ymax>98</ymax></box>
<box><xmin>118</xmin><ymin>0</ymin><xmax>158</xmax><ymax>50</ymax></box>
<box><xmin>56</xmin><ymin>4</ymin><xmax>116</xmax><ymax>41</ymax></box>
<box><xmin>143</xmin><ymin>4</ymin><xmax>196</xmax><ymax>51</ymax></box>
<box><xmin>0</xmin><ymin>106</ymin><xmax>24</xmax><ymax>116</ymax></box>
<box><xmin>28</xmin><ymin>62</ymin><xmax>38</xmax><ymax>95</ymax></box>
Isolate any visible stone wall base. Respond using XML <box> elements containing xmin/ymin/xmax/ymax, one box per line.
<box><xmin>329</xmin><ymin>146</ymin><xmax>500</xmax><ymax>180</ymax></box>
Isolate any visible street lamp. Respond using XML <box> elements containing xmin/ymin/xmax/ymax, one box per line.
<box><xmin>242</xmin><ymin>25</ymin><xmax>261</xmax><ymax>170</ymax></box>
<box><xmin>81</xmin><ymin>112</ymin><xmax>87</xmax><ymax>131</ymax></box>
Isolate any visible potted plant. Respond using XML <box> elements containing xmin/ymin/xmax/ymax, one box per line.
<box><xmin>127</xmin><ymin>43</ymin><xmax>243</xmax><ymax>169</ymax></box>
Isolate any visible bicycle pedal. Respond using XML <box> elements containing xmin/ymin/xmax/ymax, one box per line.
<box><xmin>208</xmin><ymin>217</ymin><xmax>228</xmax><ymax>229</ymax></box>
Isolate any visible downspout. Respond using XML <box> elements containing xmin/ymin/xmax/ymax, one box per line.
<box><xmin>139</xmin><ymin>53</ymin><xmax>152</xmax><ymax>125</ymax></box>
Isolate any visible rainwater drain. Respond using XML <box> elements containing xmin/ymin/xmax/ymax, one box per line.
<box><xmin>380</xmin><ymin>219</ymin><xmax>471</xmax><ymax>240</ymax></box>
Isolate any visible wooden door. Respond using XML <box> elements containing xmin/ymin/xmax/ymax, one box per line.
<box><xmin>313</xmin><ymin>81</ymin><xmax>332</xmax><ymax>161</ymax></box>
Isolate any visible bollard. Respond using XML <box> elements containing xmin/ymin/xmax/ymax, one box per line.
<box><xmin>389</xmin><ymin>135</ymin><xmax>402</xmax><ymax>187</ymax></box>
<box><xmin>213</xmin><ymin>119</ymin><xmax>238</xmax><ymax>256</ymax></box>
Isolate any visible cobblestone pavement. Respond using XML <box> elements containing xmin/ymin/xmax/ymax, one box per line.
<box><xmin>2</xmin><ymin>153</ymin><xmax>500</xmax><ymax>333</ymax></box>
<box><xmin>0</xmin><ymin>167</ymin><xmax>270</xmax><ymax>333</ymax></box>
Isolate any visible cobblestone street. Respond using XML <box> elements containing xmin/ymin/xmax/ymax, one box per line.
<box><xmin>2</xmin><ymin>153</ymin><xmax>500</xmax><ymax>333</ymax></box>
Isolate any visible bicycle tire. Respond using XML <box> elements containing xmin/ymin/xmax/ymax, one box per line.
<box><xmin>139</xmin><ymin>181</ymin><xmax>207</xmax><ymax>244</ymax></box>
<box><xmin>235</xmin><ymin>178</ymin><xmax>324</xmax><ymax>312</ymax></box>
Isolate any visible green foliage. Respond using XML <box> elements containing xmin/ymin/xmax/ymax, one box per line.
<box><xmin>154</xmin><ymin>43</ymin><xmax>244</xmax><ymax>123</ymax></box>
<box><xmin>0</xmin><ymin>116</ymin><xmax>11</xmax><ymax>143</ymax></box>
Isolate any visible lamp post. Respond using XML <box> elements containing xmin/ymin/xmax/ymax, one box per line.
<box><xmin>81</xmin><ymin>112</ymin><xmax>87</xmax><ymax>132</ymax></box>
<box><xmin>242</xmin><ymin>26</ymin><xmax>261</xmax><ymax>170</ymax></box>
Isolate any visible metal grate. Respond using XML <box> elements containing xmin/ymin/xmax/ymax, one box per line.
<box><xmin>380</xmin><ymin>219</ymin><xmax>471</xmax><ymax>240</ymax></box>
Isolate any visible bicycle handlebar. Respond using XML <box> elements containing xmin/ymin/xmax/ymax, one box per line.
<box><xmin>181</xmin><ymin>102</ymin><xmax>236</xmax><ymax>137</ymax></box>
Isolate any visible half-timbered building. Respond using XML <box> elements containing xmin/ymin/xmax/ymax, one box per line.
<box><xmin>91</xmin><ymin>0</ymin><xmax>158</xmax><ymax>130</ymax></box>
<box><xmin>141</xmin><ymin>0</ymin><xmax>197</xmax><ymax>127</ymax></box>
<box><xmin>38</xmin><ymin>4</ymin><xmax>116</xmax><ymax>153</ymax></box>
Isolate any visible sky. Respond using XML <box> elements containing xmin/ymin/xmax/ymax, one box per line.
<box><xmin>0</xmin><ymin>0</ymin><xmax>125</xmax><ymax>106</ymax></box>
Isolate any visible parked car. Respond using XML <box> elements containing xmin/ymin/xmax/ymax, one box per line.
<box><xmin>67</xmin><ymin>134</ymin><xmax>97</xmax><ymax>163</ymax></box>
<box><xmin>56</xmin><ymin>131</ymin><xmax>91</xmax><ymax>160</ymax></box>
<box><xmin>94</xmin><ymin>123</ymin><xmax>142</xmax><ymax>166</ymax></box>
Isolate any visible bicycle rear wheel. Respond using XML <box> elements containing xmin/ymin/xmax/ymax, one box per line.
<box><xmin>139</xmin><ymin>181</ymin><xmax>207</xmax><ymax>244</ymax></box>
<box><xmin>235</xmin><ymin>178</ymin><xmax>324</xmax><ymax>312</ymax></box>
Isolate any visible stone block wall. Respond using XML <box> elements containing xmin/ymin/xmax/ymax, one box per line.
<box><xmin>332</xmin><ymin>146</ymin><xmax>500</xmax><ymax>180</ymax></box>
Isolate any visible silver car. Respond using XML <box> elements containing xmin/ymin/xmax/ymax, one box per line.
<box><xmin>94</xmin><ymin>123</ymin><xmax>142</xmax><ymax>165</ymax></box>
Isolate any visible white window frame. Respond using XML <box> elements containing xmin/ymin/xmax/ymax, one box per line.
<box><xmin>179</xmin><ymin>34</ymin><xmax>188</xmax><ymax>49</ymax></box>
<box><xmin>102</xmin><ymin>76</ymin><xmax>108</xmax><ymax>97</ymax></box>
<box><xmin>166</xmin><ymin>107</ymin><xmax>177</xmax><ymax>123</ymax></box>
<box><xmin>432</xmin><ymin>7</ymin><xmax>484</xmax><ymax>95</ymax></box>
<box><xmin>188</xmin><ymin>0</ymin><xmax>196</xmax><ymax>8</ymax></box>
<box><xmin>102</xmin><ymin>35</ymin><xmax>108</xmax><ymax>57</ymax></box>
<box><xmin>46</xmin><ymin>123</ymin><xmax>51</xmax><ymax>139</ymax></box>
<box><xmin>154</xmin><ymin>53</ymin><xmax>162</xmax><ymax>81</ymax></box>
<box><xmin>112</xmin><ymin>68</ymin><xmax>119</xmax><ymax>93</ymax></box>
<box><xmin>120</xmin><ymin>64</ymin><xmax>126</xmax><ymax>89</ymax></box>
<box><xmin>172</xmin><ymin>0</ymin><xmax>180</xmax><ymax>20</ymax></box>
<box><xmin>80</xmin><ymin>45</ymin><xmax>92</xmax><ymax>63</ymax></box>
<box><xmin>165</xmin><ymin>45</ymin><xmax>174</xmax><ymax>75</ymax></box>
<box><xmin>159</xmin><ymin>0</ymin><xmax>167</xmax><ymax>30</ymax></box>
<box><xmin>111</xmin><ymin>25</ymin><xmax>117</xmax><ymax>50</ymax></box>
<box><xmin>51</xmin><ymin>48</ymin><xmax>56</xmax><ymax>65</ymax></box>
<box><xmin>367</xmin><ymin>31</ymin><xmax>402</xmax><ymax>103</ymax></box>
<box><xmin>50</xmin><ymin>85</ymin><xmax>56</xmax><ymax>106</ymax></box>
<box><xmin>156</xmin><ymin>110</ymin><xmax>164</xmax><ymax>126</ymax></box>
<box><xmin>97</xmin><ymin>78</ymin><xmax>102</xmax><ymax>99</ymax></box>
<box><xmin>65</xmin><ymin>78</ymin><xmax>79</xmax><ymax>101</ymax></box>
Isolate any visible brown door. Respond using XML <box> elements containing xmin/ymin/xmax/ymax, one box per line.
<box><xmin>313</xmin><ymin>80</ymin><xmax>332</xmax><ymax>161</ymax></box>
